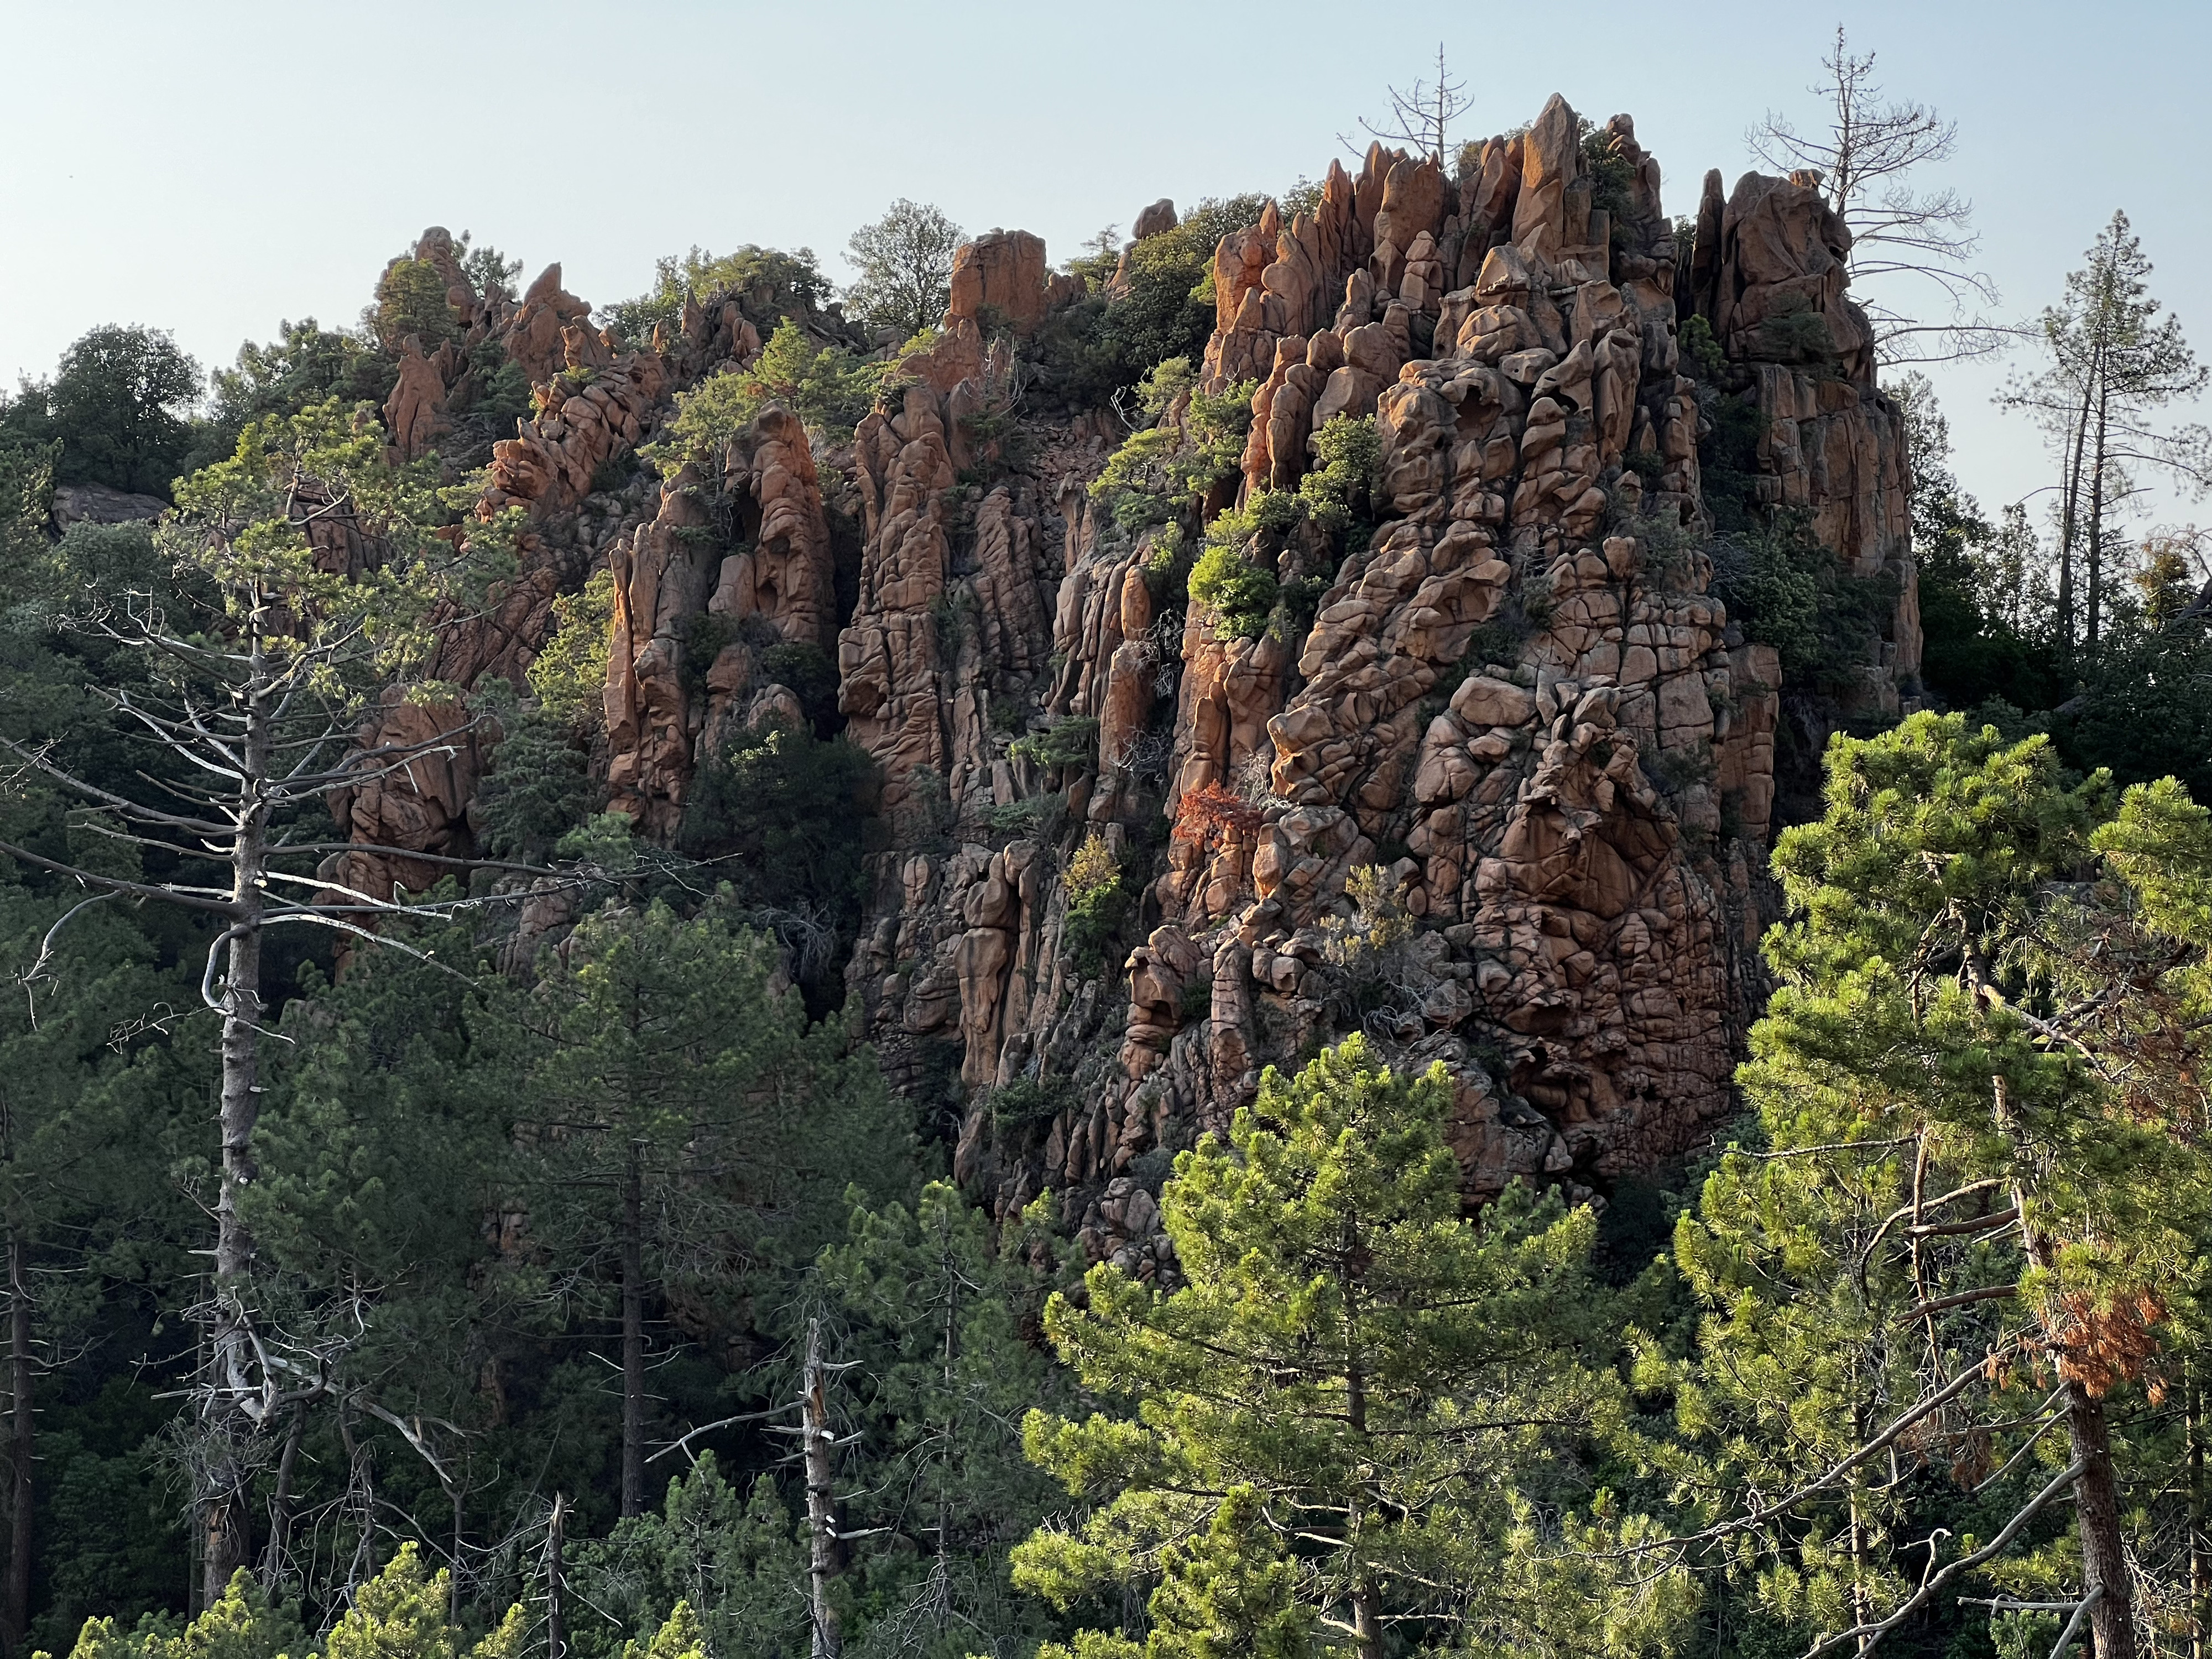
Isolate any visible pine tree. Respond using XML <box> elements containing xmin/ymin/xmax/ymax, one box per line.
<box><xmin>498</xmin><ymin>901</ymin><xmax>909</xmax><ymax>1519</ymax></box>
<box><xmin>817</xmin><ymin>1182</ymin><xmax>1074</xmax><ymax>1659</ymax></box>
<box><xmin>2001</xmin><ymin>211</ymin><xmax>2209</xmax><ymax>658</ymax></box>
<box><xmin>1666</xmin><ymin>713</ymin><xmax>2212</xmax><ymax>1659</ymax></box>
<box><xmin>1011</xmin><ymin>1037</ymin><xmax>1683</xmax><ymax>1659</ymax></box>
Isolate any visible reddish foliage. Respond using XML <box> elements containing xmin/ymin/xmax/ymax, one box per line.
<box><xmin>1172</xmin><ymin>781</ymin><xmax>1264</xmax><ymax>848</ymax></box>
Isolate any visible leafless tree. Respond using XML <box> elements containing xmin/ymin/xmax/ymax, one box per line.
<box><xmin>1346</xmin><ymin>44</ymin><xmax>1472</xmax><ymax>168</ymax></box>
<box><xmin>1751</xmin><ymin>27</ymin><xmax>2012</xmax><ymax>364</ymax></box>
<box><xmin>0</xmin><ymin>445</ymin><xmax>546</xmax><ymax>1603</ymax></box>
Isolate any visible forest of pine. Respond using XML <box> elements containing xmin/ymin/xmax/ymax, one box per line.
<box><xmin>2</xmin><ymin>32</ymin><xmax>2211</xmax><ymax>1659</ymax></box>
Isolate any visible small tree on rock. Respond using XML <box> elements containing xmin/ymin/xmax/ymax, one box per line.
<box><xmin>843</xmin><ymin>201</ymin><xmax>964</xmax><ymax>340</ymax></box>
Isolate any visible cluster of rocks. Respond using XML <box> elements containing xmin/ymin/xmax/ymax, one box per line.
<box><xmin>330</xmin><ymin>98</ymin><xmax>1922</xmax><ymax>1271</ymax></box>
<box><xmin>891</xmin><ymin>96</ymin><xmax>1917</xmax><ymax>1245</ymax></box>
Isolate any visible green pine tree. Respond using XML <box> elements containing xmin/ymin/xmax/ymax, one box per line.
<box><xmin>1665</xmin><ymin>713</ymin><xmax>2212</xmax><ymax>1659</ymax></box>
<box><xmin>1011</xmin><ymin>1036</ymin><xmax>1685</xmax><ymax>1659</ymax></box>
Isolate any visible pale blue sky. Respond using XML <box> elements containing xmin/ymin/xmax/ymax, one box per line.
<box><xmin>3</xmin><ymin>0</ymin><xmax>2205</xmax><ymax>528</ymax></box>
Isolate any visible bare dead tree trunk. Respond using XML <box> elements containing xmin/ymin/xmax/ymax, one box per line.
<box><xmin>620</xmin><ymin>1139</ymin><xmax>644</xmax><ymax>1519</ymax></box>
<box><xmin>259</xmin><ymin>1399</ymin><xmax>305</xmax><ymax>1591</ymax></box>
<box><xmin>803</xmin><ymin>1318</ymin><xmax>841</xmax><ymax>1659</ymax></box>
<box><xmin>2087</xmin><ymin>373</ymin><xmax>2114</xmax><ymax>654</ymax></box>
<box><xmin>2059</xmin><ymin>367</ymin><xmax>2094</xmax><ymax>660</ymax></box>
<box><xmin>450</xmin><ymin>1477</ymin><xmax>464</xmax><ymax>1625</ymax></box>
<box><xmin>2188</xmin><ymin>1369</ymin><xmax>2205</xmax><ymax>1659</ymax></box>
<box><xmin>546</xmin><ymin>1493</ymin><xmax>566</xmax><ymax>1659</ymax></box>
<box><xmin>204</xmin><ymin>632</ymin><xmax>272</xmax><ymax>1606</ymax></box>
<box><xmin>4</xmin><ymin>1233</ymin><xmax>32</xmax><ymax>1659</ymax></box>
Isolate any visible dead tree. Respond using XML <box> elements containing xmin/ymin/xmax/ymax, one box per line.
<box><xmin>1751</xmin><ymin>25</ymin><xmax>2010</xmax><ymax>363</ymax></box>
<box><xmin>1347</xmin><ymin>44</ymin><xmax>1472</xmax><ymax>168</ymax></box>
<box><xmin>0</xmin><ymin>435</ymin><xmax>541</xmax><ymax>1604</ymax></box>
<box><xmin>763</xmin><ymin>1317</ymin><xmax>862</xmax><ymax>1659</ymax></box>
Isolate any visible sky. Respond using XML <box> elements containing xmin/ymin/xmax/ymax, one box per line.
<box><xmin>2</xmin><ymin>0</ymin><xmax>2206</xmax><ymax>528</ymax></box>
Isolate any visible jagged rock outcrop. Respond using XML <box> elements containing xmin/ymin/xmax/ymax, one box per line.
<box><xmin>332</xmin><ymin>232</ymin><xmax>835</xmax><ymax>895</ymax></box>
<box><xmin>332</xmin><ymin>104</ymin><xmax>1919</xmax><ymax>1264</ymax></box>
<box><xmin>859</xmin><ymin>95</ymin><xmax>1917</xmax><ymax>1245</ymax></box>
<box><xmin>1684</xmin><ymin>168</ymin><xmax>1919</xmax><ymax>707</ymax></box>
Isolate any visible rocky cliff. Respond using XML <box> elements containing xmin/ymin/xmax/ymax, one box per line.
<box><xmin>339</xmin><ymin>95</ymin><xmax>1919</xmax><ymax>1272</ymax></box>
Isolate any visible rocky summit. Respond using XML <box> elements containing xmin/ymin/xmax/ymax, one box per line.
<box><xmin>337</xmin><ymin>95</ymin><xmax>1918</xmax><ymax>1266</ymax></box>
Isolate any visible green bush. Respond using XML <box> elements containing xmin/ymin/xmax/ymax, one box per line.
<box><xmin>758</xmin><ymin>639</ymin><xmax>839</xmax><ymax>731</ymax></box>
<box><xmin>651</xmin><ymin>321</ymin><xmax>884</xmax><ymax>468</ymax></box>
<box><xmin>476</xmin><ymin>702</ymin><xmax>592</xmax><ymax>860</ymax></box>
<box><xmin>1034</xmin><ymin>194</ymin><xmax>1271</xmax><ymax>402</ymax></box>
<box><xmin>1009</xmin><ymin>715</ymin><xmax>1099</xmax><ymax>771</ymax></box>
<box><xmin>1088</xmin><ymin>374</ymin><xmax>1254</xmax><ymax>538</ymax></box>
<box><xmin>1297</xmin><ymin>414</ymin><xmax>1379</xmax><ymax>536</ymax></box>
<box><xmin>1188</xmin><ymin>544</ymin><xmax>1279</xmax><ymax>640</ymax></box>
<box><xmin>602</xmin><ymin>244</ymin><xmax>833</xmax><ymax>343</ymax></box>
<box><xmin>1579</xmin><ymin>122</ymin><xmax>1636</xmax><ymax>233</ymax></box>
<box><xmin>1754</xmin><ymin>294</ymin><xmax>1838</xmax><ymax>367</ymax></box>
<box><xmin>1063</xmin><ymin>831</ymin><xmax>1130</xmax><ymax>974</ymax></box>
<box><xmin>990</xmin><ymin>1074</ymin><xmax>1075</xmax><ymax>1130</ymax></box>
<box><xmin>1711</xmin><ymin>512</ymin><xmax>1897</xmax><ymax>695</ymax></box>
<box><xmin>528</xmin><ymin>567</ymin><xmax>617</xmax><ymax>727</ymax></box>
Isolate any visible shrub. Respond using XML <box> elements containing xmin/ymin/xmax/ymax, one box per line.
<box><xmin>1678</xmin><ymin>314</ymin><xmax>1728</xmax><ymax>382</ymax></box>
<box><xmin>1297</xmin><ymin>415</ymin><xmax>1379</xmax><ymax>536</ymax></box>
<box><xmin>1087</xmin><ymin>378</ymin><xmax>1253</xmax><ymax>538</ymax></box>
<box><xmin>1137</xmin><ymin>356</ymin><xmax>1197</xmax><ymax>420</ymax></box>
<box><xmin>602</xmin><ymin>244</ymin><xmax>833</xmax><ymax>343</ymax></box>
<box><xmin>1710</xmin><ymin>521</ymin><xmax>1821</xmax><ymax>675</ymax></box>
<box><xmin>680</xmin><ymin>724</ymin><xmax>879</xmax><ymax>935</ymax></box>
<box><xmin>528</xmin><ymin>567</ymin><xmax>617</xmax><ymax>727</ymax></box>
<box><xmin>986</xmin><ymin>796</ymin><xmax>1058</xmax><ymax>838</ymax></box>
<box><xmin>1009</xmin><ymin>715</ymin><xmax>1099</xmax><ymax>772</ymax></box>
<box><xmin>1319</xmin><ymin>864</ymin><xmax>1414</xmax><ymax>972</ymax></box>
<box><xmin>758</xmin><ymin>640</ymin><xmax>839</xmax><ymax>731</ymax></box>
<box><xmin>1036</xmin><ymin>193</ymin><xmax>1272</xmax><ymax>401</ymax></box>
<box><xmin>651</xmin><ymin>322</ymin><xmax>884</xmax><ymax>469</ymax></box>
<box><xmin>476</xmin><ymin>702</ymin><xmax>592</xmax><ymax>860</ymax></box>
<box><xmin>1063</xmin><ymin>831</ymin><xmax>1130</xmax><ymax>974</ymax></box>
<box><xmin>1580</xmin><ymin>122</ymin><xmax>1636</xmax><ymax>232</ymax></box>
<box><xmin>990</xmin><ymin>1074</ymin><xmax>1075</xmax><ymax>1130</ymax></box>
<box><xmin>1171</xmin><ymin>781</ymin><xmax>1264</xmax><ymax>849</ymax></box>
<box><xmin>1188</xmin><ymin>545</ymin><xmax>1279</xmax><ymax>640</ymax></box>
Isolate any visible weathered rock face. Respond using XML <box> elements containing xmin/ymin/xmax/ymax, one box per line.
<box><xmin>1678</xmin><ymin>166</ymin><xmax>1920</xmax><ymax>710</ymax></box>
<box><xmin>837</xmin><ymin>96</ymin><xmax>1915</xmax><ymax>1261</ymax></box>
<box><xmin>331</xmin><ymin>232</ymin><xmax>844</xmax><ymax>894</ymax></box>
<box><xmin>947</xmin><ymin>230</ymin><xmax>1083</xmax><ymax>333</ymax></box>
<box><xmin>336</xmin><ymin>104</ymin><xmax>1917</xmax><ymax>1270</ymax></box>
<box><xmin>48</xmin><ymin>483</ymin><xmax>166</xmax><ymax>532</ymax></box>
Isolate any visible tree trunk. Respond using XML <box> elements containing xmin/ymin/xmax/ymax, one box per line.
<box><xmin>2057</xmin><ymin>352</ymin><xmax>2097</xmax><ymax>659</ymax></box>
<box><xmin>802</xmin><ymin>1318</ymin><xmax>842</xmax><ymax>1659</ymax></box>
<box><xmin>2016</xmin><ymin>1193</ymin><xmax>2137</xmax><ymax>1659</ymax></box>
<box><xmin>1339</xmin><ymin>1243</ymin><xmax>1378</xmax><ymax>1659</ymax></box>
<box><xmin>2188</xmin><ymin>1370</ymin><xmax>2205</xmax><ymax>1659</ymax></box>
<box><xmin>620</xmin><ymin>1139</ymin><xmax>644</xmax><ymax>1519</ymax></box>
<box><xmin>2087</xmin><ymin>376</ymin><xmax>2112</xmax><ymax>654</ymax></box>
<box><xmin>546</xmin><ymin>1493</ymin><xmax>566</xmax><ymax>1659</ymax></box>
<box><xmin>3</xmin><ymin>1233</ymin><xmax>32</xmax><ymax>1659</ymax></box>
<box><xmin>2062</xmin><ymin>1378</ymin><xmax>2136</xmax><ymax>1659</ymax></box>
<box><xmin>259</xmin><ymin>1400</ymin><xmax>305</xmax><ymax>1590</ymax></box>
<box><xmin>204</xmin><ymin>651</ymin><xmax>272</xmax><ymax>1606</ymax></box>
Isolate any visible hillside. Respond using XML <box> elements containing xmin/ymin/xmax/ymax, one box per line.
<box><xmin>1</xmin><ymin>72</ymin><xmax>2209</xmax><ymax>1659</ymax></box>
